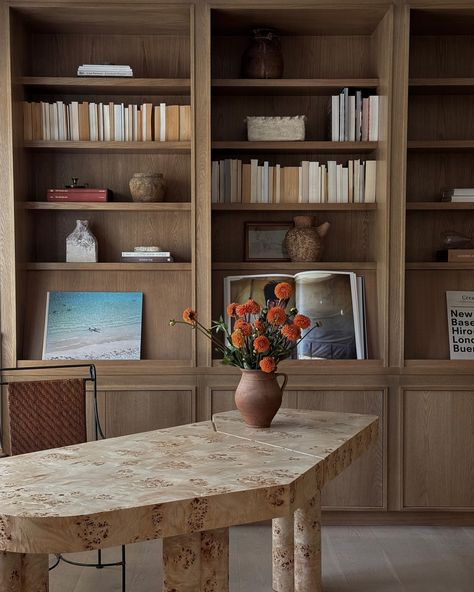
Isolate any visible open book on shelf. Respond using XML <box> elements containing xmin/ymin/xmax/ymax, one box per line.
<box><xmin>224</xmin><ymin>271</ymin><xmax>367</xmax><ymax>360</ymax></box>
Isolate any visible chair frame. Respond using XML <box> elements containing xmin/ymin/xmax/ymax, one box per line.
<box><xmin>0</xmin><ymin>363</ymin><xmax>126</xmax><ymax>592</ymax></box>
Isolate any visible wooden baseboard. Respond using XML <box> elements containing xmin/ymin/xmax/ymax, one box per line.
<box><xmin>321</xmin><ymin>511</ymin><xmax>474</xmax><ymax>526</ymax></box>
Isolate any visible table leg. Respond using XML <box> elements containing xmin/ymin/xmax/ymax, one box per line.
<box><xmin>294</xmin><ymin>491</ymin><xmax>321</xmax><ymax>592</ymax></box>
<box><xmin>163</xmin><ymin>533</ymin><xmax>201</xmax><ymax>592</ymax></box>
<box><xmin>0</xmin><ymin>552</ymin><xmax>48</xmax><ymax>591</ymax></box>
<box><xmin>272</xmin><ymin>516</ymin><xmax>294</xmax><ymax>592</ymax></box>
<box><xmin>200</xmin><ymin>528</ymin><xmax>229</xmax><ymax>592</ymax></box>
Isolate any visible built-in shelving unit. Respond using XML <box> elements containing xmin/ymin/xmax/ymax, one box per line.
<box><xmin>2</xmin><ymin>1</ymin><xmax>473</xmax><ymax>517</ymax></box>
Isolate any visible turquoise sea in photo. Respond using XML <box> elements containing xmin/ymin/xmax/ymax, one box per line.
<box><xmin>43</xmin><ymin>291</ymin><xmax>143</xmax><ymax>360</ymax></box>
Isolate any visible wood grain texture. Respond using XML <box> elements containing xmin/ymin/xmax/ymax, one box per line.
<box><xmin>29</xmin><ymin>210</ymin><xmax>191</xmax><ymax>263</ymax></box>
<box><xmin>209</xmin><ymin>389</ymin><xmax>384</xmax><ymax>510</ymax></box>
<box><xmin>22</xmin><ymin>270</ymin><xmax>193</xmax><ymax>361</ymax></box>
<box><xmin>103</xmin><ymin>389</ymin><xmax>195</xmax><ymax>437</ymax></box>
<box><xmin>403</xmin><ymin>389</ymin><xmax>474</xmax><ymax>508</ymax></box>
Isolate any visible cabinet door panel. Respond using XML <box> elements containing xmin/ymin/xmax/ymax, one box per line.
<box><xmin>295</xmin><ymin>390</ymin><xmax>384</xmax><ymax>509</ymax></box>
<box><xmin>105</xmin><ymin>390</ymin><xmax>195</xmax><ymax>437</ymax></box>
<box><xmin>404</xmin><ymin>390</ymin><xmax>474</xmax><ymax>509</ymax></box>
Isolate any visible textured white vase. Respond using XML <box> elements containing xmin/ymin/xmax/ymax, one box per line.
<box><xmin>66</xmin><ymin>220</ymin><xmax>98</xmax><ymax>262</ymax></box>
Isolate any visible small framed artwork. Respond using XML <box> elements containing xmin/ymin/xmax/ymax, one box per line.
<box><xmin>245</xmin><ymin>222</ymin><xmax>292</xmax><ymax>262</ymax></box>
<box><xmin>42</xmin><ymin>291</ymin><xmax>143</xmax><ymax>360</ymax></box>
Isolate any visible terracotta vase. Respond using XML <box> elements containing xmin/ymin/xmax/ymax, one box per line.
<box><xmin>241</xmin><ymin>29</ymin><xmax>283</xmax><ymax>79</ymax></box>
<box><xmin>234</xmin><ymin>369</ymin><xmax>288</xmax><ymax>428</ymax></box>
<box><xmin>129</xmin><ymin>173</ymin><xmax>166</xmax><ymax>202</ymax></box>
<box><xmin>284</xmin><ymin>216</ymin><xmax>331</xmax><ymax>262</ymax></box>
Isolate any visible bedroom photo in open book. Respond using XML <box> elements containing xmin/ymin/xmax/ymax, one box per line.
<box><xmin>225</xmin><ymin>271</ymin><xmax>366</xmax><ymax>360</ymax></box>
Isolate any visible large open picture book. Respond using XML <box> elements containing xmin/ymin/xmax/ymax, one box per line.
<box><xmin>224</xmin><ymin>271</ymin><xmax>367</xmax><ymax>360</ymax></box>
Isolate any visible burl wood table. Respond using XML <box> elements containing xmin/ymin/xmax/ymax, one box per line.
<box><xmin>0</xmin><ymin>409</ymin><xmax>377</xmax><ymax>592</ymax></box>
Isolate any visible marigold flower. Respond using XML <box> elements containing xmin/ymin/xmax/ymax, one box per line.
<box><xmin>281</xmin><ymin>324</ymin><xmax>301</xmax><ymax>342</ymax></box>
<box><xmin>267</xmin><ymin>306</ymin><xmax>287</xmax><ymax>326</ymax></box>
<box><xmin>227</xmin><ymin>302</ymin><xmax>238</xmax><ymax>317</ymax></box>
<box><xmin>235</xmin><ymin>302</ymin><xmax>251</xmax><ymax>317</ymax></box>
<box><xmin>253</xmin><ymin>319</ymin><xmax>265</xmax><ymax>333</ymax></box>
<box><xmin>246</xmin><ymin>299</ymin><xmax>261</xmax><ymax>315</ymax></box>
<box><xmin>274</xmin><ymin>282</ymin><xmax>293</xmax><ymax>300</ymax></box>
<box><xmin>259</xmin><ymin>356</ymin><xmax>276</xmax><ymax>373</ymax></box>
<box><xmin>231</xmin><ymin>330</ymin><xmax>245</xmax><ymax>348</ymax></box>
<box><xmin>253</xmin><ymin>335</ymin><xmax>270</xmax><ymax>353</ymax></box>
<box><xmin>182</xmin><ymin>307</ymin><xmax>197</xmax><ymax>324</ymax></box>
<box><xmin>234</xmin><ymin>319</ymin><xmax>252</xmax><ymax>336</ymax></box>
<box><xmin>293</xmin><ymin>314</ymin><xmax>311</xmax><ymax>330</ymax></box>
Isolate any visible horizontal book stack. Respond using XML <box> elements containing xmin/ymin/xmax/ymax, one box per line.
<box><xmin>211</xmin><ymin>159</ymin><xmax>376</xmax><ymax>204</ymax></box>
<box><xmin>442</xmin><ymin>188</ymin><xmax>474</xmax><ymax>203</ymax></box>
<box><xmin>22</xmin><ymin>101</ymin><xmax>192</xmax><ymax>142</ymax></box>
<box><xmin>330</xmin><ymin>88</ymin><xmax>379</xmax><ymax>142</ymax></box>
<box><xmin>121</xmin><ymin>249</ymin><xmax>174</xmax><ymax>263</ymax></box>
<box><xmin>77</xmin><ymin>64</ymin><xmax>133</xmax><ymax>77</ymax></box>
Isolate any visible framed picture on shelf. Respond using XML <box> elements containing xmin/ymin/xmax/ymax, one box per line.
<box><xmin>245</xmin><ymin>222</ymin><xmax>291</xmax><ymax>262</ymax></box>
<box><xmin>42</xmin><ymin>291</ymin><xmax>143</xmax><ymax>361</ymax></box>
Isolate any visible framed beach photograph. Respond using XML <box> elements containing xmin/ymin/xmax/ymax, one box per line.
<box><xmin>42</xmin><ymin>291</ymin><xmax>143</xmax><ymax>360</ymax></box>
<box><xmin>245</xmin><ymin>222</ymin><xmax>291</xmax><ymax>262</ymax></box>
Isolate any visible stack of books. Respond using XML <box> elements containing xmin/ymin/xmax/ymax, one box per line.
<box><xmin>442</xmin><ymin>188</ymin><xmax>474</xmax><ymax>203</ymax></box>
<box><xmin>23</xmin><ymin>101</ymin><xmax>191</xmax><ymax>142</ymax></box>
<box><xmin>121</xmin><ymin>248</ymin><xmax>174</xmax><ymax>263</ymax></box>
<box><xmin>211</xmin><ymin>159</ymin><xmax>376</xmax><ymax>204</ymax></box>
<box><xmin>77</xmin><ymin>64</ymin><xmax>133</xmax><ymax>77</ymax></box>
<box><xmin>330</xmin><ymin>88</ymin><xmax>379</xmax><ymax>142</ymax></box>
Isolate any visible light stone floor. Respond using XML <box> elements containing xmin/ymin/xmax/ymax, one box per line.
<box><xmin>49</xmin><ymin>524</ymin><xmax>474</xmax><ymax>592</ymax></box>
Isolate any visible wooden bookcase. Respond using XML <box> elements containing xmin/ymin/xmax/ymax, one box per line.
<box><xmin>210</xmin><ymin>6</ymin><xmax>392</xmax><ymax>364</ymax></box>
<box><xmin>2</xmin><ymin>3</ymin><xmax>194</xmax><ymax>364</ymax></box>
<box><xmin>1</xmin><ymin>1</ymin><xmax>473</xmax><ymax>522</ymax></box>
<box><xmin>405</xmin><ymin>8</ymin><xmax>474</xmax><ymax>362</ymax></box>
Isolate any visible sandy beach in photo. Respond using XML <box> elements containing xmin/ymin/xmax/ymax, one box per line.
<box><xmin>43</xmin><ymin>291</ymin><xmax>143</xmax><ymax>360</ymax></box>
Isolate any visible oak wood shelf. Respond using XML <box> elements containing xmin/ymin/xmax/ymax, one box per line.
<box><xmin>23</xmin><ymin>141</ymin><xmax>191</xmax><ymax>153</ymax></box>
<box><xmin>212</xmin><ymin>203</ymin><xmax>376</xmax><ymax>211</ymax></box>
<box><xmin>409</xmin><ymin>78</ymin><xmax>474</xmax><ymax>94</ymax></box>
<box><xmin>23</xmin><ymin>201</ymin><xmax>191</xmax><ymax>211</ymax></box>
<box><xmin>405</xmin><ymin>262</ymin><xmax>474</xmax><ymax>270</ymax></box>
<box><xmin>406</xmin><ymin>202</ymin><xmax>474</xmax><ymax>210</ymax></box>
<box><xmin>25</xmin><ymin>262</ymin><xmax>192</xmax><ymax>271</ymax></box>
<box><xmin>211</xmin><ymin>78</ymin><xmax>379</xmax><ymax>95</ymax></box>
<box><xmin>212</xmin><ymin>262</ymin><xmax>376</xmax><ymax>271</ymax></box>
<box><xmin>20</xmin><ymin>76</ymin><xmax>191</xmax><ymax>95</ymax></box>
<box><xmin>407</xmin><ymin>140</ymin><xmax>474</xmax><ymax>152</ymax></box>
<box><xmin>211</xmin><ymin>141</ymin><xmax>377</xmax><ymax>153</ymax></box>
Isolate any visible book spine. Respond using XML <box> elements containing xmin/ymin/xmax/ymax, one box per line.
<box><xmin>121</xmin><ymin>256</ymin><xmax>174</xmax><ymax>263</ymax></box>
<box><xmin>160</xmin><ymin>103</ymin><xmax>166</xmax><ymax>142</ymax></box>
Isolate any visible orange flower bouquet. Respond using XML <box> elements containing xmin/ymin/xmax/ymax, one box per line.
<box><xmin>170</xmin><ymin>282</ymin><xmax>317</xmax><ymax>427</ymax></box>
<box><xmin>170</xmin><ymin>281</ymin><xmax>315</xmax><ymax>373</ymax></box>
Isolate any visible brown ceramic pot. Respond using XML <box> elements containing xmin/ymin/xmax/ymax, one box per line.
<box><xmin>234</xmin><ymin>369</ymin><xmax>288</xmax><ymax>428</ymax></box>
<box><xmin>241</xmin><ymin>29</ymin><xmax>283</xmax><ymax>79</ymax></box>
<box><xmin>284</xmin><ymin>216</ymin><xmax>331</xmax><ymax>262</ymax></box>
<box><xmin>129</xmin><ymin>173</ymin><xmax>166</xmax><ymax>202</ymax></box>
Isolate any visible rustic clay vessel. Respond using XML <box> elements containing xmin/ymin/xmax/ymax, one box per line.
<box><xmin>129</xmin><ymin>173</ymin><xmax>166</xmax><ymax>202</ymax></box>
<box><xmin>234</xmin><ymin>369</ymin><xmax>288</xmax><ymax>428</ymax></box>
<box><xmin>241</xmin><ymin>29</ymin><xmax>283</xmax><ymax>79</ymax></box>
<box><xmin>284</xmin><ymin>216</ymin><xmax>331</xmax><ymax>262</ymax></box>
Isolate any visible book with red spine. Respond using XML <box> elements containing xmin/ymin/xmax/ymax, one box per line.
<box><xmin>47</xmin><ymin>188</ymin><xmax>111</xmax><ymax>202</ymax></box>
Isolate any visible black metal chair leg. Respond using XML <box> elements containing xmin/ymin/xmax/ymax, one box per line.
<box><xmin>121</xmin><ymin>545</ymin><xmax>126</xmax><ymax>592</ymax></box>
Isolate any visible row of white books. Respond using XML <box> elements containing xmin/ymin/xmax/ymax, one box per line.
<box><xmin>330</xmin><ymin>88</ymin><xmax>379</xmax><ymax>142</ymax></box>
<box><xmin>22</xmin><ymin>101</ymin><xmax>191</xmax><ymax>142</ymax></box>
<box><xmin>77</xmin><ymin>64</ymin><xmax>133</xmax><ymax>77</ymax></box>
<box><xmin>211</xmin><ymin>159</ymin><xmax>376</xmax><ymax>204</ymax></box>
